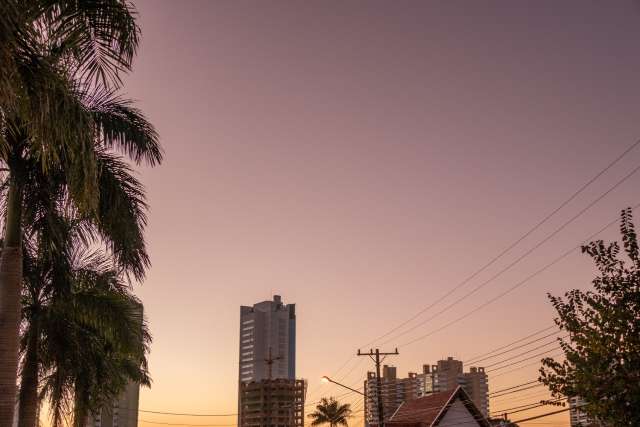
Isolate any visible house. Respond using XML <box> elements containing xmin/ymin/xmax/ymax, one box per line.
<box><xmin>369</xmin><ymin>386</ymin><xmax>490</xmax><ymax>427</ymax></box>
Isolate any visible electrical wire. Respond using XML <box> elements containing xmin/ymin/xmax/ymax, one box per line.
<box><xmin>483</xmin><ymin>337</ymin><xmax>567</xmax><ymax>369</ymax></box>
<box><xmin>465</xmin><ymin>329</ymin><xmax>560</xmax><ymax>365</ymax></box>
<box><xmin>387</xmin><ymin>162</ymin><xmax>640</xmax><ymax>347</ymax></box>
<box><xmin>398</xmin><ymin>199</ymin><xmax>640</xmax><ymax>348</ymax></box>
<box><xmin>486</xmin><ymin>347</ymin><xmax>561</xmax><ymax>373</ymax></box>
<box><xmin>490</xmin><ymin>352</ymin><xmax>565</xmax><ymax>379</ymax></box>
<box><xmin>359</xmin><ymin>138</ymin><xmax>640</xmax><ymax>350</ymax></box>
<box><xmin>488</xmin><ymin>380</ymin><xmax>539</xmax><ymax>396</ymax></box>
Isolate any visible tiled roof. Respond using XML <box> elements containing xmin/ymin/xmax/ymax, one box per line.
<box><xmin>389</xmin><ymin>388</ymin><xmax>459</xmax><ymax>425</ymax></box>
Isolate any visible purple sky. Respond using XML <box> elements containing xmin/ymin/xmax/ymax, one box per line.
<box><xmin>102</xmin><ymin>1</ymin><xmax>640</xmax><ymax>425</ymax></box>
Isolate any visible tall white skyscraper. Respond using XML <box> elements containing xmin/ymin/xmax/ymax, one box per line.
<box><xmin>238</xmin><ymin>296</ymin><xmax>303</xmax><ymax>427</ymax></box>
<box><xmin>238</xmin><ymin>295</ymin><xmax>296</xmax><ymax>383</ymax></box>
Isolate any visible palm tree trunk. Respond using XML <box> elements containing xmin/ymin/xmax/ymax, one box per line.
<box><xmin>18</xmin><ymin>315</ymin><xmax>39</xmax><ymax>427</ymax></box>
<box><xmin>0</xmin><ymin>179</ymin><xmax>23</xmax><ymax>425</ymax></box>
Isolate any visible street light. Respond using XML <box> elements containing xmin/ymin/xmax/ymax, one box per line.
<box><xmin>320</xmin><ymin>376</ymin><xmax>365</xmax><ymax>396</ymax></box>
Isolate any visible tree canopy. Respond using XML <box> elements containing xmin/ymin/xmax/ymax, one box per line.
<box><xmin>539</xmin><ymin>208</ymin><xmax>640</xmax><ymax>426</ymax></box>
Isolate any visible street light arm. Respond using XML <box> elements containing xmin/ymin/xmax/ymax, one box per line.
<box><xmin>321</xmin><ymin>376</ymin><xmax>366</xmax><ymax>396</ymax></box>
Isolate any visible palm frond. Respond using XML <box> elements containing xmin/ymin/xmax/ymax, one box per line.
<box><xmin>33</xmin><ymin>0</ymin><xmax>140</xmax><ymax>89</ymax></box>
<box><xmin>85</xmin><ymin>88</ymin><xmax>162</xmax><ymax>166</ymax></box>
<box><xmin>308</xmin><ymin>397</ymin><xmax>352</xmax><ymax>427</ymax></box>
<box><xmin>15</xmin><ymin>55</ymin><xmax>99</xmax><ymax>212</ymax></box>
<box><xmin>94</xmin><ymin>150</ymin><xmax>149</xmax><ymax>280</ymax></box>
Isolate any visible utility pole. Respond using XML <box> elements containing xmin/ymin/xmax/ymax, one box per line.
<box><xmin>357</xmin><ymin>348</ymin><xmax>399</xmax><ymax>427</ymax></box>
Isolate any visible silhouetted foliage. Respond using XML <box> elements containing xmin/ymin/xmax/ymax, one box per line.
<box><xmin>539</xmin><ymin>208</ymin><xmax>640</xmax><ymax>426</ymax></box>
<box><xmin>308</xmin><ymin>397</ymin><xmax>352</xmax><ymax>427</ymax></box>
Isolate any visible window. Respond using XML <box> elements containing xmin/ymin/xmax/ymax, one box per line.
<box><xmin>242</xmin><ymin>319</ymin><xmax>255</xmax><ymax>325</ymax></box>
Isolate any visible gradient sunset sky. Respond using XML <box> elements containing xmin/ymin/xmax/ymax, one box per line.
<box><xmin>86</xmin><ymin>1</ymin><xmax>640</xmax><ymax>426</ymax></box>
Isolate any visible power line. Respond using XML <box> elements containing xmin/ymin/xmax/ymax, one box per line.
<box><xmin>319</xmin><ymin>138</ymin><xmax>640</xmax><ymax>412</ymax></box>
<box><xmin>483</xmin><ymin>337</ymin><xmax>567</xmax><ymax>369</ymax></box>
<box><xmin>359</xmin><ymin>137</ymin><xmax>640</xmax><ymax>350</ymax></box>
<box><xmin>465</xmin><ymin>329</ymin><xmax>560</xmax><ymax>365</ymax></box>
<box><xmin>490</xmin><ymin>384</ymin><xmax>545</xmax><ymax>399</ymax></box>
<box><xmin>492</xmin><ymin>389</ymin><xmax>557</xmax><ymax>405</ymax></box>
<box><xmin>512</xmin><ymin>406</ymin><xmax>577</xmax><ymax>424</ymax></box>
<box><xmin>138</xmin><ymin>387</ymin><xmax>364</xmax><ymax>418</ymax></box>
<box><xmin>321</xmin><ymin>139</ymin><xmax>639</xmax><ymax>393</ymax></box>
<box><xmin>491</xmin><ymin>352</ymin><xmax>565</xmax><ymax>378</ymax></box>
<box><xmin>486</xmin><ymin>347</ymin><xmax>561</xmax><ymax>373</ymax></box>
<box><xmin>139</xmin><ymin>410</ymin><xmax>236</xmax><ymax>417</ymax></box>
<box><xmin>387</xmin><ymin>162</ymin><xmax>640</xmax><ymax>347</ymax></box>
<box><xmin>491</xmin><ymin>398</ymin><xmax>565</xmax><ymax>415</ymax></box>
<box><xmin>398</xmin><ymin>199</ymin><xmax>640</xmax><ymax>348</ymax></box>
<box><xmin>139</xmin><ymin>421</ymin><xmax>234</xmax><ymax>427</ymax></box>
<box><xmin>489</xmin><ymin>380</ymin><xmax>539</xmax><ymax>396</ymax></box>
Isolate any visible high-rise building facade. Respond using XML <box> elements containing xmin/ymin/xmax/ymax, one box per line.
<box><xmin>464</xmin><ymin>366</ymin><xmax>489</xmax><ymax>417</ymax></box>
<box><xmin>364</xmin><ymin>357</ymin><xmax>489</xmax><ymax>426</ymax></box>
<box><xmin>238</xmin><ymin>296</ymin><xmax>304</xmax><ymax>427</ymax></box>
<box><xmin>239</xmin><ymin>378</ymin><xmax>307</xmax><ymax>427</ymax></box>
<box><xmin>364</xmin><ymin>366</ymin><xmax>419</xmax><ymax>425</ymax></box>
<box><xmin>239</xmin><ymin>295</ymin><xmax>296</xmax><ymax>383</ymax></box>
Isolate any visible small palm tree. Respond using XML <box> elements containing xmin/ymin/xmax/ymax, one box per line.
<box><xmin>18</xmin><ymin>220</ymin><xmax>151</xmax><ymax>427</ymax></box>
<box><xmin>308</xmin><ymin>398</ymin><xmax>352</xmax><ymax>427</ymax></box>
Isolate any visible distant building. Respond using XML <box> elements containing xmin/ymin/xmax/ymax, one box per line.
<box><xmin>569</xmin><ymin>396</ymin><xmax>606</xmax><ymax>427</ymax></box>
<box><xmin>364</xmin><ymin>357</ymin><xmax>489</xmax><ymax>426</ymax></box>
<box><xmin>239</xmin><ymin>378</ymin><xmax>307</xmax><ymax>427</ymax></box>
<box><xmin>369</xmin><ymin>386</ymin><xmax>489</xmax><ymax>427</ymax></box>
<box><xmin>463</xmin><ymin>366</ymin><xmax>489</xmax><ymax>417</ymax></box>
<box><xmin>88</xmin><ymin>382</ymin><xmax>140</xmax><ymax>427</ymax></box>
<box><xmin>364</xmin><ymin>366</ymin><xmax>419</xmax><ymax>425</ymax></box>
<box><xmin>239</xmin><ymin>295</ymin><xmax>296</xmax><ymax>383</ymax></box>
<box><xmin>238</xmin><ymin>295</ymin><xmax>304</xmax><ymax>427</ymax></box>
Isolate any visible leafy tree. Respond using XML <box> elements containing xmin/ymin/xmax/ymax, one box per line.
<box><xmin>0</xmin><ymin>1</ymin><xmax>159</xmax><ymax>423</ymax></box>
<box><xmin>539</xmin><ymin>208</ymin><xmax>640</xmax><ymax>425</ymax></box>
<box><xmin>308</xmin><ymin>397</ymin><xmax>352</xmax><ymax>427</ymax></box>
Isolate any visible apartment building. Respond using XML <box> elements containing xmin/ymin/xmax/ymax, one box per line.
<box><xmin>364</xmin><ymin>357</ymin><xmax>489</xmax><ymax>426</ymax></box>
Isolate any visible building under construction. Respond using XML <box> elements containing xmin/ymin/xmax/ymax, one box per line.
<box><xmin>238</xmin><ymin>378</ymin><xmax>307</xmax><ymax>427</ymax></box>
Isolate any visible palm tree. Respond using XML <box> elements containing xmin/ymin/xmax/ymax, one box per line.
<box><xmin>21</xmin><ymin>245</ymin><xmax>151</xmax><ymax>427</ymax></box>
<box><xmin>0</xmin><ymin>2</ymin><xmax>157</xmax><ymax>421</ymax></box>
<box><xmin>308</xmin><ymin>398</ymin><xmax>353</xmax><ymax>427</ymax></box>
<box><xmin>7</xmin><ymin>121</ymin><xmax>156</xmax><ymax>426</ymax></box>
<box><xmin>19</xmin><ymin>239</ymin><xmax>151</xmax><ymax>427</ymax></box>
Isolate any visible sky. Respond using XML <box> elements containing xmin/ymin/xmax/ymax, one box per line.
<box><xmin>79</xmin><ymin>1</ymin><xmax>640</xmax><ymax>426</ymax></box>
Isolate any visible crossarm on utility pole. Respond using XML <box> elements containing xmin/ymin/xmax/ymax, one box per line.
<box><xmin>357</xmin><ymin>348</ymin><xmax>399</xmax><ymax>427</ymax></box>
